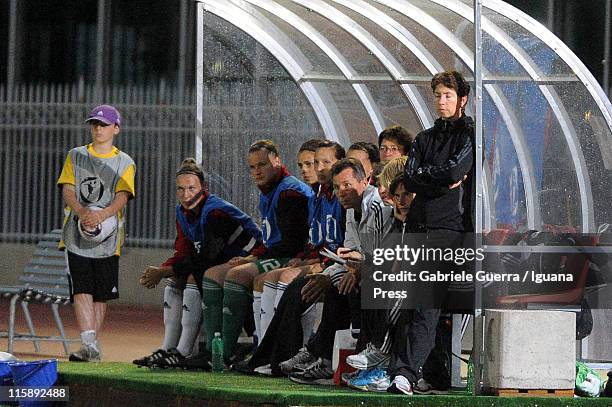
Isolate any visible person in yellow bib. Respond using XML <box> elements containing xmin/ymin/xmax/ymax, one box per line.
<box><xmin>57</xmin><ymin>104</ymin><xmax>136</xmax><ymax>362</ymax></box>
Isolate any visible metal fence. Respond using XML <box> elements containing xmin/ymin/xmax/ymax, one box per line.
<box><xmin>0</xmin><ymin>80</ymin><xmax>322</xmax><ymax>247</ymax></box>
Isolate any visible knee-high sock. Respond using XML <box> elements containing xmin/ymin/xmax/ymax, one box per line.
<box><xmin>301</xmin><ymin>303</ymin><xmax>317</xmax><ymax>346</ymax></box>
<box><xmin>202</xmin><ymin>277</ymin><xmax>223</xmax><ymax>352</ymax></box>
<box><xmin>223</xmin><ymin>281</ymin><xmax>250</xmax><ymax>359</ymax></box>
<box><xmin>260</xmin><ymin>282</ymin><xmax>277</xmax><ymax>340</ymax></box>
<box><xmin>162</xmin><ymin>281</ymin><xmax>183</xmax><ymax>350</ymax></box>
<box><xmin>194</xmin><ymin>316</ymin><xmax>206</xmax><ymax>354</ymax></box>
<box><xmin>274</xmin><ymin>281</ymin><xmax>288</xmax><ymax>310</ymax></box>
<box><xmin>176</xmin><ymin>284</ymin><xmax>202</xmax><ymax>357</ymax></box>
<box><xmin>252</xmin><ymin>291</ymin><xmax>262</xmax><ymax>343</ymax></box>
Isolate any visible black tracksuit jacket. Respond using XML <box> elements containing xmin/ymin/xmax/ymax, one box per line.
<box><xmin>404</xmin><ymin>115</ymin><xmax>475</xmax><ymax>232</ymax></box>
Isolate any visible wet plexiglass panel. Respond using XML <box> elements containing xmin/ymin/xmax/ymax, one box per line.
<box><xmin>275</xmin><ymin>0</ymin><xmax>391</xmax><ymax>77</ymax></box>
<box><xmin>552</xmin><ymin>82</ymin><xmax>612</xmax><ymax>230</ymax></box>
<box><xmin>482</xmin><ymin>90</ymin><xmax>530</xmax><ymax>230</ymax></box>
<box><xmin>366</xmin><ymin>82</ymin><xmax>426</xmax><ymax>134</ymax></box>
<box><xmin>410</xmin><ymin>0</ymin><xmax>472</xmax><ymax>33</ymax></box>
<box><xmin>407</xmin><ymin>0</ymin><xmax>530</xmax><ymax>79</ymax></box>
<box><xmin>203</xmin><ymin>11</ymin><xmax>290</xmax><ymax>79</ymax></box>
<box><xmin>201</xmin><ymin>12</ymin><xmax>324</xmax><ymax>218</ymax></box>
<box><xmin>247</xmin><ymin>3</ymin><xmax>345</xmax><ymax>77</ymax></box>
<box><xmin>416</xmin><ymin>84</ymin><xmax>439</xmax><ymax>119</ymax></box>
<box><xmin>366</xmin><ymin>0</ymin><xmax>472</xmax><ymax>74</ymax></box>
<box><xmin>496</xmin><ymin>81</ymin><xmax>583</xmax><ymax>230</ymax></box>
<box><xmin>321</xmin><ymin>82</ymin><xmax>378</xmax><ymax>141</ymax></box>
<box><xmin>481</xmin><ymin>34</ymin><xmax>530</xmax><ymax>79</ymax></box>
<box><xmin>321</xmin><ymin>0</ymin><xmax>433</xmax><ymax>78</ymax></box>
<box><xmin>481</xmin><ymin>5</ymin><xmax>573</xmax><ymax>76</ymax></box>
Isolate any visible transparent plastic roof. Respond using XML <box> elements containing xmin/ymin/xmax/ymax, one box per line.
<box><xmin>196</xmin><ymin>0</ymin><xmax>612</xmax><ymax>233</ymax></box>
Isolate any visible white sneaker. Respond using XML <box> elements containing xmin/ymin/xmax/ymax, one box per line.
<box><xmin>346</xmin><ymin>343</ymin><xmax>390</xmax><ymax>370</ymax></box>
<box><xmin>387</xmin><ymin>375</ymin><xmax>413</xmax><ymax>395</ymax></box>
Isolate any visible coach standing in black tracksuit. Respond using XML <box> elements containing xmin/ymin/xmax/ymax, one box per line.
<box><xmin>387</xmin><ymin>70</ymin><xmax>475</xmax><ymax>395</ymax></box>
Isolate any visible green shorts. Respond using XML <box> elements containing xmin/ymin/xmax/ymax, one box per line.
<box><xmin>254</xmin><ymin>258</ymin><xmax>291</xmax><ymax>274</ymax></box>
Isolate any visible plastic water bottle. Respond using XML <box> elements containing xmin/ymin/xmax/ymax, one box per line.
<box><xmin>466</xmin><ymin>355</ymin><xmax>474</xmax><ymax>395</ymax></box>
<box><xmin>211</xmin><ymin>332</ymin><xmax>224</xmax><ymax>373</ymax></box>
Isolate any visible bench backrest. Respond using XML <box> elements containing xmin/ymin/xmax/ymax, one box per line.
<box><xmin>18</xmin><ymin>229</ymin><xmax>70</xmax><ymax>298</ymax></box>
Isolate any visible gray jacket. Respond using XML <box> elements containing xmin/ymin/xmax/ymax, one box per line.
<box><xmin>325</xmin><ymin>185</ymin><xmax>393</xmax><ymax>284</ymax></box>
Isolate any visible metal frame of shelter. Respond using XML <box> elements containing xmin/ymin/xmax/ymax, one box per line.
<box><xmin>195</xmin><ymin>0</ymin><xmax>612</xmax><ymax>394</ymax></box>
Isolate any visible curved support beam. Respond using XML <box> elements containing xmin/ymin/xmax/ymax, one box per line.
<box><xmin>483</xmin><ymin>163</ymin><xmax>494</xmax><ymax>232</ymax></box>
<box><xmin>430</xmin><ymin>0</ymin><xmax>594</xmax><ymax>232</ymax></box>
<box><xmin>352</xmin><ymin>84</ymin><xmax>386</xmax><ymax>133</ymax></box>
<box><xmin>202</xmin><ymin>0</ymin><xmax>349</xmax><ymax>144</ymax></box>
<box><xmin>291</xmin><ymin>0</ymin><xmax>433</xmax><ymax>129</ymax></box>
<box><xmin>331</xmin><ymin>0</ymin><xmax>442</xmax><ymax>127</ymax></box>
<box><xmin>333</xmin><ymin>0</ymin><xmax>441</xmax><ymax>74</ymax></box>
<box><xmin>242</xmin><ymin>0</ymin><xmax>387</xmax><ymax>134</ymax></box>
<box><xmin>375</xmin><ymin>0</ymin><xmax>540</xmax><ymax>229</ymax></box>
<box><xmin>196</xmin><ymin>3</ymin><xmax>204</xmax><ymax>164</ymax></box>
<box><xmin>400</xmin><ymin>84</ymin><xmax>434</xmax><ymax>127</ymax></box>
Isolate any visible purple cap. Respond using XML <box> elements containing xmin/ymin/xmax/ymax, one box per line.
<box><xmin>85</xmin><ymin>105</ymin><xmax>122</xmax><ymax>127</ymax></box>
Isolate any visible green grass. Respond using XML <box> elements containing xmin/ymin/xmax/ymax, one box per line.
<box><xmin>57</xmin><ymin>362</ymin><xmax>608</xmax><ymax>407</ymax></box>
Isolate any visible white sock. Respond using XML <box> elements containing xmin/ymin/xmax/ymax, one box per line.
<box><xmin>301</xmin><ymin>304</ymin><xmax>317</xmax><ymax>346</ymax></box>
<box><xmin>274</xmin><ymin>281</ymin><xmax>288</xmax><ymax>310</ymax></box>
<box><xmin>80</xmin><ymin>329</ymin><xmax>96</xmax><ymax>349</ymax></box>
<box><xmin>162</xmin><ymin>282</ymin><xmax>183</xmax><ymax>350</ymax></box>
<box><xmin>176</xmin><ymin>284</ymin><xmax>202</xmax><ymax>357</ymax></box>
<box><xmin>252</xmin><ymin>291</ymin><xmax>262</xmax><ymax>343</ymax></box>
<box><xmin>260</xmin><ymin>282</ymin><xmax>277</xmax><ymax>339</ymax></box>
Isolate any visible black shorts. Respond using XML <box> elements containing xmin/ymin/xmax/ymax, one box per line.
<box><xmin>67</xmin><ymin>251</ymin><xmax>119</xmax><ymax>302</ymax></box>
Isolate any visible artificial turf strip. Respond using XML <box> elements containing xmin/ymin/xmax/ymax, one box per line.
<box><xmin>58</xmin><ymin>362</ymin><xmax>608</xmax><ymax>407</ymax></box>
